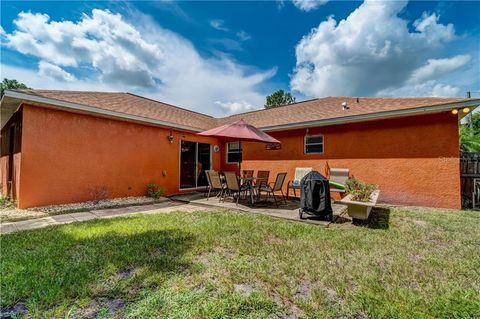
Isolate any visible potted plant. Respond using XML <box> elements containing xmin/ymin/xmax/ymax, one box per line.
<box><xmin>339</xmin><ymin>177</ymin><xmax>379</xmax><ymax>220</ymax></box>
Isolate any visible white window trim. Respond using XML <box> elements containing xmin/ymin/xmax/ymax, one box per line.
<box><xmin>304</xmin><ymin>135</ymin><xmax>324</xmax><ymax>155</ymax></box>
<box><xmin>226</xmin><ymin>142</ymin><xmax>243</xmax><ymax>164</ymax></box>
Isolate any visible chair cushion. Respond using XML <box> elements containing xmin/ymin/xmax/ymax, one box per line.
<box><xmin>329</xmin><ymin>180</ymin><xmax>345</xmax><ymax>190</ymax></box>
<box><xmin>292</xmin><ymin>180</ymin><xmax>301</xmax><ymax>187</ymax></box>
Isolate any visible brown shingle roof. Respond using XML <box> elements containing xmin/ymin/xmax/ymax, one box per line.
<box><xmin>17</xmin><ymin>90</ymin><xmax>217</xmax><ymax>130</ymax></box>
<box><xmin>9</xmin><ymin>90</ymin><xmax>475</xmax><ymax>131</ymax></box>
<box><xmin>218</xmin><ymin>96</ymin><xmax>468</xmax><ymax>128</ymax></box>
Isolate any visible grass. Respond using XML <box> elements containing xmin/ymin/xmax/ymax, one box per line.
<box><xmin>1</xmin><ymin>208</ymin><xmax>479</xmax><ymax>318</ymax></box>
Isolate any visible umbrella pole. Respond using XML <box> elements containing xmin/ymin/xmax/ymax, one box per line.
<box><xmin>238</xmin><ymin>140</ymin><xmax>241</xmax><ymax>177</ymax></box>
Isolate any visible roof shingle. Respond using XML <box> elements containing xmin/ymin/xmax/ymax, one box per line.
<box><xmin>18</xmin><ymin>90</ymin><xmax>217</xmax><ymax>130</ymax></box>
<box><xmin>218</xmin><ymin>96</ymin><xmax>467</xmax><ymax>128</ymax></box>
<box><xmin>10</xmin><ymin>90</ymin><xmax>473</xmax><ymax>130</ymax></box>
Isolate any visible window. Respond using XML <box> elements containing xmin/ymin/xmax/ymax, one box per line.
<box><xmin>227</xmin><ymin>141</ymin><xmax>242</xmax><ymax>163</ymax></box>
<box><xmin>305</xmin><ymin>135</ymin><xmax>324</xmax><ymax>154</ymax></box>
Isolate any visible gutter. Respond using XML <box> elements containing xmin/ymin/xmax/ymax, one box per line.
<box><xmin>3</xmin><ymin>90</ymin><xmax>479</xmax><ymax>133</ymax></box>
<box><xmin>259</xmin><ymin>99</ymin><xmax>480</xmax><ymax>132</ymax></box>
<box><xmin>2</xmin><ymin>90</ymin><xmax>205</xmax><ymax>133</ymax></box>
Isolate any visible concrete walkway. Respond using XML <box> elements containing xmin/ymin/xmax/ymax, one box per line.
<box><xmin>0</xmin><ymin>201</ymin><xmax>208</xmax><ymax>235</ymax></box>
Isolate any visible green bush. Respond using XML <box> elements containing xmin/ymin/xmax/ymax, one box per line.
<box><xmin>146</xmin><ymin>183</ymin><xmax>165</xmax><ymax>199</ymax></box>
<box><xmin>345</xmin><ymin>177</ymin><xmax>377</xmax><ymax>202</ymax></box>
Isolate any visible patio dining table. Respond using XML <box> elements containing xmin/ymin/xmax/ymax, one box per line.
<box><xmin>219</xmin><ymin>172</ymin><xmax>270</xmax><ymax>205</ymax></box>
<box><xmin>240</xmin><ymin>176</ymin><xmax>258</xmax><ymax>205</ymax></box>
<box><xmin>241</xmin><ymin>176</ymin><xmax>271</xmax><ymax>204</ymax></box>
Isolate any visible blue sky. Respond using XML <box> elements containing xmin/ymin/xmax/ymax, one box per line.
<box><xmin>1</xmin><ymin>0</ymin><xmax>479</xmax><ymax>116</ymax></box>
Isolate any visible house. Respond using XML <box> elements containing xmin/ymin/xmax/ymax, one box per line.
<box><xmin>1</xmin><ymin>89</ymin><xmax>478</xmax><ymax>209</ymax></box>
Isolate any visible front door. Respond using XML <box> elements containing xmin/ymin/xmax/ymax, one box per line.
<box><xmin>180</xmin><ymin>141</ymin><xmax>211</xmax><ymax>189</ymax></box>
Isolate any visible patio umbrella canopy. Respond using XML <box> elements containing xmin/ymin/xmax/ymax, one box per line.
<box><xmin>197</xmin><ymin>119</ymin><xmax>281</xmax><ymax>175</ymax></box>
<box><xmin>198</xmin><ymin>119</ymin><xmax>280</xmax><ymax>144</ymax></box>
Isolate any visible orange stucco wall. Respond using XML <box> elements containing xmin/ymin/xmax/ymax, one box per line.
<box><xmin>17</xmin><ymin>104</ymin><xmax>222</xmax><ymax>208</ymax></box>
<box><xmin>239</xmin><ymin>112</ymin><xmax>461</xmax><ymax>209</ymax></box>
<box><xmin>13</xmin><ymin>104</ymin><xmax>461</xmax><ymax>209</ymax></box>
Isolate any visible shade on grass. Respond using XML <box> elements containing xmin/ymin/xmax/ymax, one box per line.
<box><xmin>1</xmin><ymin>208</ymin><xmax>479</xmax><ymax>318</ymax></box>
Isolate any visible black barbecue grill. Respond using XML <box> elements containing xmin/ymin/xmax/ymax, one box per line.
<box><xmin>299</xmin><ymin>171</ymin><xmax>333</xmax><ymax>221</ymax></box>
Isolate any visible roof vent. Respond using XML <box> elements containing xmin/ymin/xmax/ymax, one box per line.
<box><xmin>356</xmin><ymin>97</ymin><xmax>359</xmax><ymax>103</ymax></box>
<box><xmin>342</xmin><ymin>101</ymin><xmax>349</xmax><ymax>110</ymax></box>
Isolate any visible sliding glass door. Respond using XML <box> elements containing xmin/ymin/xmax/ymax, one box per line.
<box><xmin>180</xmin><ymin>141</ymin><xmax>211</xmax><ymax>189</ymax></box>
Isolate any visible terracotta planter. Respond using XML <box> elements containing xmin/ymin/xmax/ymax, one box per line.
<box><xmin>339</xmin><ymin>190</ymin><xmax>380</xmax><ymax>220</ymax></box>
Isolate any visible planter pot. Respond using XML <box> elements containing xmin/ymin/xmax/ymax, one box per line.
<box><xmin>339</xmin><ymin>190</ymin><xmax>380</xmax><ymax>220</ymax></box>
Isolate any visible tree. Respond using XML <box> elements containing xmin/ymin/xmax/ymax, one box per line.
<box><xmin>264</xmin><ymin>89</ymin><xmax>296</xmax><ymax>109</ymax></box>
<box><xmin>459</xmin><ymin>112</ymin><xmax>480</xmax><ymax>153</ymax></box>
<box><xmin>1</xmin><ymin>78</ymin><xmax>30</xmax><ymax>97</ymax></box>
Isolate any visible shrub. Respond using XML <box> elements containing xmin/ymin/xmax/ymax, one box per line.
<box><xmin>146</xmin><ymin>183</ymin><xmax>165</xmax><ymax>199</ymax></box>
<box><xmin>345</xmin><ymin>177</ymin><xmax>377</xmax><ymax>202</ymax></box>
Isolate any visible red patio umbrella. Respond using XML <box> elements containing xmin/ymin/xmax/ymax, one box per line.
<box><xmin>197</xmin><ymin>119</ymin><xmax>280</xmax><ymax>175</ymax></box>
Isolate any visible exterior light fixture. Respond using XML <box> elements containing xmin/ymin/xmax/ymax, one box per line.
<box><xmin>167</xmin><ymin>130</ymin><xmax>174</xmax><ymax>143</ymax></box>
<box><xmin>463</xmin><ymin>107</ymin><xmax>470</xmax><ymax>113</ymax></box>
<box><xmin>451</xmin><ymin>109</ymin><xmax>458</xmax><ymax>115</ymax></box>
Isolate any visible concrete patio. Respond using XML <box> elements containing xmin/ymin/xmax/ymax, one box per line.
<box><xmin>183</xmin><ymin>194</ymin><xmax>350</xmax><ymax>226</ymax></box>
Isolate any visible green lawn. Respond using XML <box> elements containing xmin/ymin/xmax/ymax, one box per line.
<box><xmin>1</xmin><ymin>208</ymin><xmax>479</xmax><ymax>318</ymax></box>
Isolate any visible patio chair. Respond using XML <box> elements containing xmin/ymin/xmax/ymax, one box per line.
<box><xmin>254</xmin><ymin>171</ymin><xmax>270</xmax><ymax>188</ymax></box>
<box><xmin>204</xmin><ymin>169</ymin><xmax>212</xmax><ymax>197</ymax></box>
<box><xmin>206</xmin><ymin>170</ymin><xmax>225</xmax><ymax>200</ymax></box>
<box><xmin>242</xmin><ymin>170</ymin><xmax>254</xmax><ymax>179</ymax></box>
<box><xmin>286</xmin><ymin>167</ymin><xmax>312</xmax><ymax>199</ymax></box>
<box><xmin>253</xmin><ymin>170</ymin><xmax>270</xmax><ymax>194</ymax></box>
<box><xmin>329</xmin><ymin>168</ymin><xmax>349</xmax><ymax>195</ymax></box>
<box><xmin>223</xmin><ymin>171</ymin><xmax>250</xmax><ymax>205</ymax></box>
<box><xmin>259</xmin><ymin>172</ymin><xmax>288</xmax><ymax>207</ymax></box>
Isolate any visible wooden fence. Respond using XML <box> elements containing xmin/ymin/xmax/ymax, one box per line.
<box><xmin>460</xmin><ymin>152</ymin><xmax>480</xmax><ymax>209</ymax></box>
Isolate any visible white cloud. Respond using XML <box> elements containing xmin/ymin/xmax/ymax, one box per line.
<box><xmin>215</xmin><ymin>100</ymin><xmax>258</xmax><ymax>114</ymax></box>
<box><xmin>378</xmin><ymin>80</ymin><xmax>460</xmax><ymax>97</ymax></box>
<box><xmin>2</xmin><ymin>9</ymin><xmax>275</xmax><ymax>115</ymax></box>
<box><xmin>209</xmin><ymin>38</ymin><xmax>243</xmax><ymax>51</ymax></box>
<box><xmin>1</xmin><ymin>63</ymin><xmax>115</xmax><ymax>91</ymax></box>
<box><xmin>236</xmin><ymin>30</ymin><xmax>251</xmax><ymax>41</ymax></box>
<box><xmin>408</xmin><ymin>54</ymin><xmax>471</xmax><ymax>84</ymax></box>
<box><xmin>292</xmin><ymin>0</ymin><xmax>329</xmax><ymax>12</ymax></box>
<box><xmin>210</xmin><ymin>19</ymin><xmax>229</xmax><ymax>32</ymax></box>
<box><xmin>38</xmin><ymin>61</ymin><xmax>77</xmax><ymax>82</ymax></box>
<box><xmin>290</xmin><ymin>0</ymin><xmax>462</xmax><ymax>97</ymax></box>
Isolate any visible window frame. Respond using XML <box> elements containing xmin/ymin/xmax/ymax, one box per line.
<box><xmin>304</xmin><ymin>135</ymin><xmax>324</xmax><ymax>155</ymax></box>
<box><xmin>226</xmin><ymin>141</ymin><xmax>243</xmax><ymax>164</ymax></box>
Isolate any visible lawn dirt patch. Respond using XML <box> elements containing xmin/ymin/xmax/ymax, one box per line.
<box><xmin>0</xmin><ymin>301</ymin><xmax>28</xmax><ymax>318</ymax></box>
<box><xmin>234</xmin><ymin>283</ymin><xmax>256</xmax><ymax>296</ymax></box>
